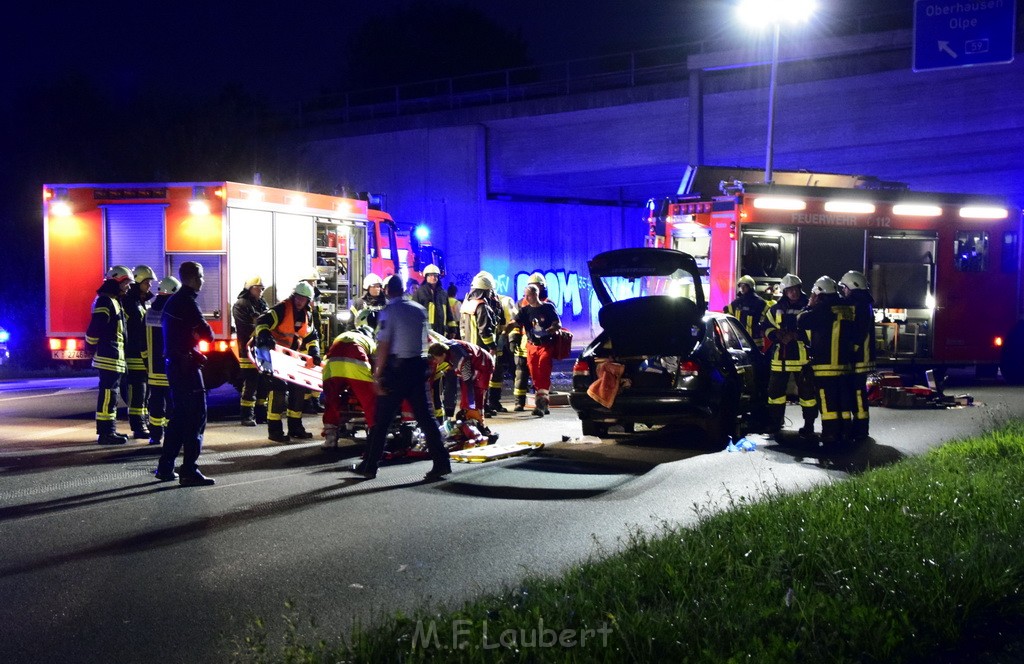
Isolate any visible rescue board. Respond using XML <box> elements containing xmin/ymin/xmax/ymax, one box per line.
<box><xmin>449</xmin><ymin>441</ymin><xmax>544</xmax><ymax>463</ymax></box>
<box><xmin>251</xmin><ymin>344</ymin><xmax>323</xmax><ymax>393</ymax></box>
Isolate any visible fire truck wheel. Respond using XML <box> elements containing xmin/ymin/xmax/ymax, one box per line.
<box><xmin>1000</xmin><ymin>322</ymin><xmax>1024</xmax><ymax>385</ymax></box>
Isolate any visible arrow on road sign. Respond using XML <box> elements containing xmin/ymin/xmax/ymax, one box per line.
<box><xmin>938</xmin><ymin>41</ymin><xmax>957</xmax><ymax>59</ymax></box>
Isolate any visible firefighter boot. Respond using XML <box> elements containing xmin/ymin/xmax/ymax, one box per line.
<box><xmin>254</xmin><ymin>403</ymin><xmax>268</xmax><ymax>425</ymax></box>
<box><xmin>798</xmin><ymin>418</ymin><xmax>816</xmax><ymax>440</ymax></box>
<box><xmin>240</xmin><ymin>405</ymin><xmax>256</xmax><ymax>427</ymax></box>
<box><xmin>98</xmin><ymin>432</ymin><xmax>128</xmax><ymax>445</ymax></box>
<box><xmin>130</xmin><ymin>415</ymin><xmax>150</xmax><ymax>440</ymax></box>
<box><xmin>288</xmin><ymin>417</ymin><xmax>314</xmax><ymax>440</ymax></box>
<box><xmin>268</xmin><ymin>420</ymin><xmax>290</xmax><ymax>444</ymax></box>
<box><xmin>148</xmin><ymin>424</ymin><xmax>164</xmax><ymax>446</ymax></box>
<box><xmin>513</xmin><ymin>395</ymin><xmax>526</xmax><ymax>412</ymax></box>
<box><xmin>486</xmin><ymin>387</ymin><xmax>507</xmax><ymax>416</ymax></box>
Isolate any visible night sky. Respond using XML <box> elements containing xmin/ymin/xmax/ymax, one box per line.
<box><xmin>0</xmin><ymin>1</ymin><xmax>899</xmax><ymax>365</ymax></box>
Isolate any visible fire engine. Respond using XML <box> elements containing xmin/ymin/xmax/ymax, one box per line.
<box><xmin>364</xmin><ymin>200</ymin><xmax>446</xmax><ymax>288</ymax></box>
<box><xmin>645</xmin><ymin>166</ymin><xmax>1024</xmax><ymax>382</ymax></box>
<box><xmin>43</xmin><ymin>181</ymin><xmax>376</xmax><ymax>388</ymax></box>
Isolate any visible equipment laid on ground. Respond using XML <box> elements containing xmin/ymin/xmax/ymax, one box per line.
<box><xmin>450</xmin><ymin>441</ymin><xmax>545</xmax><ymax>463</ymax></box>
<box><xmin>866</xmin><ymin>371</ymin><xmax>974</xmax><ymax>409</ymax></box>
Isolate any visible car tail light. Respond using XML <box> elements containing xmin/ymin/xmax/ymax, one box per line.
<box><xmin>572</xmin><ymin>359</ymin><xmax>589</xmax><ymax>377</ymax></box>
<box><xmin>678</xmin><ymin>359</ymin><xmax>699</xmax><ymax>377</ymax></box>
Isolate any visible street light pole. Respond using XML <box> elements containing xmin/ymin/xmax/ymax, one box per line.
<box><xmin>764</xmin><ymin>21</ymin><xmax>781</xmax><ymax>184</ymax></box>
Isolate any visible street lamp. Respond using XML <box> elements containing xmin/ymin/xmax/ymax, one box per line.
<box><xmin>737</xmin><ymin>0</ymin><xmax>816</xmax><ymax>184</ymax></box>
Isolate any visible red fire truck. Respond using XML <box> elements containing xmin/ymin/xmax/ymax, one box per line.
<box><xmin>645</xmin><ymin>166</ymin><xmax>1024</xmax><ymax>382</ymax></box>
<box><xmin>366</xmin><ymin>204</ymin><xmax>446</xmax><ymax>288</ymax></box>
<box><xmin>43</xmin><ymin>181</ymin><xmax>374</xmax><ymax>387</ymax></box>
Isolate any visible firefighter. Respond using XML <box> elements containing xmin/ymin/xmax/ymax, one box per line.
<box><xmin>511</xmin><ymin>272</ymin><xmax>547</xmax><ymax>411</ymax></box>
<box><xmin>446</xmin><ymin>283</ymin><xmax>462</xmax><ymax>338</ymax></box>
<box><xmin>145</xmin><ymin>276</ymin><xmax>179</xmax><ymax>446</ymax></box>
<box><xmin>427</xmin><ymin>338</ymin><xmax>494</xmax><ymax>422</ymax></box>
<box><xmin>840</xmin><ymin>270</ymin><xmax>875</xmax><ymax>441</ymax></box>
<box><xmin>726</xmin><ymin>275</ymin><xmax>770</xmax><ymax>343</ymax></box>
<box><xmin>86</xmin><ymin>266</ymin><xmax>132</xmax><ymax>444</ymax></box>
<box><xmin>797</xmin><ymin>276</ymin><xmax>857</xmax><ymax>447</ymax></box>
<box><xmin>350</xmin><ymin>273</ymin><xmax>386</xmax><ymax>330</ymax></box>
<box><xmin>414</xmin><ymin>264</ymin><xmax>458</xmax><ymax>418</ymax></box>
<box><xmin>232</xmin><ymin>276</ymin><xmax>269</xmax><ymax>426</ymax></box>
<box><xmin>123</xmin><ymin>265</ymin><xmax>157</xmax><ymax>439</ymax></box>
<box><xmin>321</xmin><ymin>326</ymin><xmax>377</xmax><ymax>449</ymax></box>
<box><xmin>514</xmin><ymin>282</ymin><xmax>561</xmax><ymax>417</ymax></box>
<box><xmin>254</xmin><ymin>282</ymin><xmax>321</xmax><ymax>443</ymax></box>
<box><xmin>461</xmin><ymin>271</ymin><xmax>508</xmax><ymax>416</ymax></box>
<box><xmin>763</xmin><ymin>274</ymin><xmax>817</xmax><ymax>438</ymax></box>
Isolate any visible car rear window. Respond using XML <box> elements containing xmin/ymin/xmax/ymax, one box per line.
<box><xmin>598</xmin><ymin>269</ymin><xmax>699</xmax><ymax>304</ymax></box>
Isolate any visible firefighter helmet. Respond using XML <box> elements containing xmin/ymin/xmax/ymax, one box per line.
<box><xmin>292</xmin><ymin>282</ymin><xmax>315</xmax><ymax>300</ymax></box>
<box><xmin>737</xmin><ymin>275</ymin><xmax>756</xmax><ymax>289</ymax></box>
<box><xmin>363</xmin><ymin>273</ymin><xmax>383</xmax><ymax>290</ymax></box>
<box><xmin>527</xmin><ymin>272</ymin><xmax>546</xmax><ymax>287</ymax></box>
<box><xmin>356</xmin><ymin>325</ymin><xmax>375</xmax><ymax>338</ymax></box>
<box><xmin>471</xmin><ymin>271</ymin><xmax>495</xmax><ymax>291</ymax></box>
<box><xmin>158</xmin><ymin>276</ymin><xmax>181</xmax><ymax>294</ymax></box>
<box><xmin>811</xmin><ymin>276</ymin><xmax>838</xmax><ymax>295</ymax></box>
<box><xmin>840</xmin><ymin>270</ymin><xmax>869</xmax><ymax>291</ymax></box>
<box><xmin>423</xmin><ymin>264</ymin><xmax>441</xmax><ymax>276</ymax></box>
<box><xmin>244</xmin><ymin>276</ymin><xmax>264</xmax><ymax>289</ymax></box>
<box><xmin>780</xmin><ymin>274</ymin><xmax>802</xmax><ymax>290</ymax></box>
<box><xmin>133</xmin><ymin>265</ymin><xmax>157</xmax><ymax>284</ymax></box>
<box><xmin>106</xmin><ymin>265</ymin><xmax>133</xmax><ymax>283</ymax></box>
<box><xmin>304</xmin><ymin>268</ymin><xmax>320</xmax><ymax>282</ymax></box>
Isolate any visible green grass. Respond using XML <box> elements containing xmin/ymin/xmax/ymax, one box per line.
<box><xmin>232</xmin><ymin>421</ymin><xmax>1024</xmax><ymax>663</ymax></box>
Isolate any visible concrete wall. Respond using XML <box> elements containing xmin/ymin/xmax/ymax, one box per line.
<box><xmin>299</xmin><ymin>43</ymin><xmax>1024</xmax><ymax>344</ymax></box>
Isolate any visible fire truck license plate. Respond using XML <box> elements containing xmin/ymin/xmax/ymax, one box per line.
<box><xmin>52</xmin><ymin>350</ymin><xmax>91</xmax><ymax>360</ymax></box>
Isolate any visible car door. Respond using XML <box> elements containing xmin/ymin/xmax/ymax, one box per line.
<box><xmin>718</xmin><ymin>316</ymin><xmax>758</xmax><ymax>412</ymax></box>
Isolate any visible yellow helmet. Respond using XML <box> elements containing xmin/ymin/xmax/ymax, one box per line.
<box><xmin>737</xmin><ymin>275</ymin><xmax>756</xmax><ymax>289</ymax></box>
<box><xmin>244</xmin><ymin>276</ymin><xmax>264</xmax><ymax>289</ymax></box>
<box><xmin>527</xmin><ymin>272</ymin><xmax>546</xmax><ymax>287</ymax></box>
<box><xmin>133</xmin><ymin>265</ymin><xmax>157</xmax><ymax>284</ymax></box>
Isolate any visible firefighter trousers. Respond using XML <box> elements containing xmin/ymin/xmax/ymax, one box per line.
<box><xmin>147</xmin><ymin>383</ymin><xmax>171</xmax><ymax>442</ymax></box>
<box><xmin>513</xmin><ymin>355</ymin><xmax>531</xmax><ymax>406</ymax></box>
<box><xmin>766</xmin><ymin>366</ymin><xmax>817</xmax><ymax>430</ymax></box>
<box><xmin>847</xmin><ymin>372</ymin><xmax>870</xmax><ymax>439</ymax></box>
<box><xmin>126</xmin><ymin>368</ymin><xmax>149</xmax><ymax>432</ymax></box>
<box><xmin>267</xmin><ymin>378</ymin><xmax>306</xmax><ymax>422</ymax></box>
<box><xmin>95</xmin><ymin>369</ymin><xmax>124</xmax><ymax>434</ymax></box>
<box><xmin>811</xmin><ymin>368</ymin><xmax>854</xmax><ymax>443</ymax></box>
<box><xmin>239</xmin><ymin>367</ymin><xmax>268</xmax><ymax>410</ymax></box>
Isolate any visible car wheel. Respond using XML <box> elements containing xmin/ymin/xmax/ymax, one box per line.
<box><xmin>581</xmin><ymin>419</ymin><xmax>608</xmax><ymax>438</ymax></box>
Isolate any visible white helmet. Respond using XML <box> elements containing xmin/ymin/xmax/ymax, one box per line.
<box><xmin>471</xmin><ymin>271</ymin><xmax>496</xmax><ymax>291</ymax></box>
<box><xmin>106</xmin><ymin>265</ymin><xmax>133</xmax><ymax>283</ymax></box>
<box><xmin>133</xmin><ymin>265</ymin><xmax>157</xmax><ymax>284</ymax></box>
<box><xmin>303</xmin><ymin>268</ymin><xmax>320</xmax><ymax>282</ymax></box>
<box><xmin>780</xmin><ymin>274</ymin><xmax>802</xmax><ymax>290</ymax></box>
<box><xmin>811</xmin><ymin>276</ymin><xmax>838</xmax><ymax>295</ymax></box>
<box><xmin>158</xmin><ymin>276</ymin><xmax>181</xmax><ymax>294</ymax></box>
<box><xmin>423</xmin><ymin>264</ymin><xmax>441</xmax><ymax>276</ymax></box>
<box><xmin>363</xmin><ymin>273</ymin><xmax>383</xmax><ymax>290</ymax></box>
<box><xmin>527</xmin><ymin>272</ymin><xmax>546</xmax><ymax>287</ymax></box>
<box><xmin>840</xmin><ymin>270</ymin><xmax>869</xmax><ymax>291</ymax></box>
<box><xmin>292</xmin><ymin>282</ymin><xmax>315</xmax><ymax>299</ymax></box>
<box><xmin>737</xmin><ymin>275</ymin><xmax>756</xmax><ymax>289</ymax></box>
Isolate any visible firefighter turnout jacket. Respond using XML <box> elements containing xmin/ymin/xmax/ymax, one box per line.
<box><xmin>232</xmin><ymin>288</ymin><xmax>269</xmax><ymax>369</ymax></box>
<box><xmin>254</xmin><ymin>298</ymin><xmax>320</xmax><ymax>356</ymax></box>
<box><xmin>797</xmin><ymin>293</ymin><xmax>857</xmax><ymax>376</ymax></box>
<box><xmin>763</xmin><ymin>293</ymin><xmax>810</xmax><ymax>372</ymax></box>
<box><xmin>413</xmin><ymin>281</ymin><xmax>456</xmax><ymax>337</ymax></box>
<box><xmin>844</xmin><ymin>289</ymin><xmax>877</xmax><ymax>375</ymax></box>
<box><xmin>123</xmin><ymin>282</ymin><xmax>152</xmax><ymax>373</ymax></box>
<box><xmin>85</xmin><ymin>281</ymin><xmax>127</xmax><ymax>373</ymax></box>
<box><xmin>725</xmin><ymin>291</ymin><xmax>770</xmax><ymax>342</ymax></box>
<box><xmin>145</xmin><ymin>294</ymin><xmax>171</xmax><ymax>387</ymax></box>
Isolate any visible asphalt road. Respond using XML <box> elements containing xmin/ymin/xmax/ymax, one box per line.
<box><xmin>0</xmin><ymin>372</ymin><xmax>1021</xmax><ymax>663</ymax></box>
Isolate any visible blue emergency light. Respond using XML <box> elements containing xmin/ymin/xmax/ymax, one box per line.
<box><xmin>414</xmin><ymin>225</ymin><xmax>430</xmax><ymax>242</ymax></box>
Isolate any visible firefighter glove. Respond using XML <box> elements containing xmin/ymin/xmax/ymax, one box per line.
<box><xmin>255</xmin><ymin>331</ymin><xmax>275</xmax><ymax>350</ymax></box>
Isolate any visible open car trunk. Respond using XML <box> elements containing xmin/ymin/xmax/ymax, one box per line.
<box><xmin>589</xmin><ymin>248</ymin><xmax>707</xmax><ymax>358</ymax></box>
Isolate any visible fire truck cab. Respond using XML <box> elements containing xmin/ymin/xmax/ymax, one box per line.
<box><xmin>646</xmin><ymin>166</ymin><xmax>1024</xmax><ymax>381</ymax></box>
<box><xmin>43</xmin><ymin>181</ymin><xmax>372</xmax><ymax>388</ymax></box>
<box><xmin>359</xmin><ymin>194</ymin><xmax>446</xmax><ymax>288</ymax></box>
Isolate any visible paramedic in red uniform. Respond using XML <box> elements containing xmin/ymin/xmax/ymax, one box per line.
<box><xmin>427</xmin><ymin>338</ymin><xmax>494</xmax><ymax>420</ymax></box>
<box><xmin>513</xmin><ymin>283</ymin><xmax>561</xmax><ymax>417</ymax></box>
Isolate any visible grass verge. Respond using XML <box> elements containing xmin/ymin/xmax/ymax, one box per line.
<box><xmin>233</xmin><ymin>421</ymin><xmax>1024</xmax><ymax>662</ymax></box>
